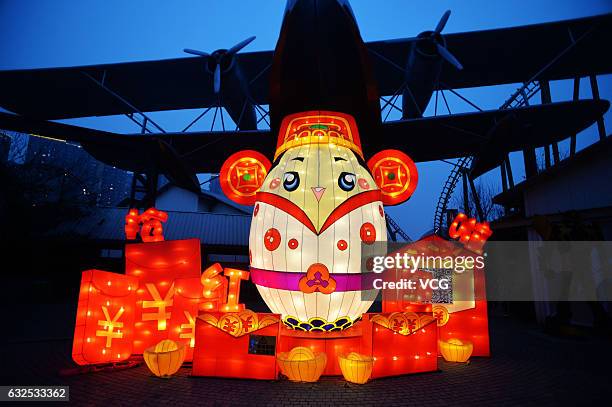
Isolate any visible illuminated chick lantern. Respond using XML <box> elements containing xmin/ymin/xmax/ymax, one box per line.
<box><xmin>277</xmin><ymin>346</ymin><xmax>327</xmax><ymax>382</ymax></box>
<box><xmin>144</xmin><ymin>339</ymin><xmax>186</xmax><ymax>378</ymax></box>
<box><xmin>220</xmin><ymin>111</ymin><xmax>418</xmax><ymax>330</ymax></box>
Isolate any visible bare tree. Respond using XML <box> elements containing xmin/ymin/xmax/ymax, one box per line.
<box><xmin>536</xmin><ymin>145</ymin><xmax>570</xmax><ymax>172</ymax></box>
<box><xmin>450</xmin><ymin>179</ymin><xmax>504</xmax><ymax>221</ymax></box>
<box><xmin>0</xmin><ymin>130</ymin><xmax>29</xmax><ymax>163</ymax></box>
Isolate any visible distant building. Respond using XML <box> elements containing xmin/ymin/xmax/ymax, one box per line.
<box><xmin>493</xmin><ymin>136</ymin><xmax>612</xmax><ymax>328</ymax></box>
<box><xmin>494</xmin><ymin>137</ymin><xmax>612</xmax><ymax>239</ymax></box>
<box><xmin>24</xmin><ymin>135</ymin><xmax>132</xmax><ymax>206</ymax></box>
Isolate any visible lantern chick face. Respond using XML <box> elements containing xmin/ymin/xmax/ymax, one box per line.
<box><xmin>219</xmin><ymin>111</ymin><xmax>418</xmax><ymax>331</ymax></box>
<box><xmin>249</xmin><ymin>142</ymin><xmax>385</xmax><ymax>330</ymax></box>
<box><xmin>258</xmin><ymin>144</ymin><xmax>378</xmax><ymax>232</ymax></box>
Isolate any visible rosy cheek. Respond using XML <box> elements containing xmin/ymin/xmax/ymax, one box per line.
<box><xmin>269</xmin><ymin>178</ymin><xmax>280</xmax><ymax>189</ymax></box>
<box><xmin>358</xmin><ymin>178</ymin><xmax>370</xmax><ymax>190</ymax></box>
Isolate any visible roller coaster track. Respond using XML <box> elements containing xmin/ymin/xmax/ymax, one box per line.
<box><xmin>432</xmin><ymin>80</ymin><xmax>541</xmax><ymax>234</ymax></box>
<box><xmin>385</xmin><ymin>213</ymin><xmax>412</xmax><ymax>242</ymax></box>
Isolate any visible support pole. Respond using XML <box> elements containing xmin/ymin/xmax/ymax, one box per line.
<box><xmin>468</xmin><ymin>175</ymin><xmax>485</xmax><ymax>222</ymax></box>
<box><xmin>540</xmin><ymin>80</ymin><xmax>559</xmax><ymax>165</ymax></box>
<box><xmin>505</xmin><ymin>156</ymin><xmax>515</xmax><ymax>188</ymax></box>
<box><xmin>500</xmin><ymin>163</ymin><xmax>508</xmax><ymax>192</ymax></box>
<box><xmin>589</xmin><ymin>75</ymin><xmax>606</xmax><ymax>140</ymax></box>
<box><xmin>570</xmin><ymin>77</ymin><xmax>580</xmax><ymax>156</ymax></box>
<box><xmin>462</xmin><ymin>171</ymin><xmax>470</xmax><ymax>218</ymax></box>
<box><xmin>523</xmin><ymin>148</ymin><xmax>538</xmax><ymax>178</ymax></box>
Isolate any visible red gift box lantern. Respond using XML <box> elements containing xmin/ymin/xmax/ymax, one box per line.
<box><xmin>369</xmin><ymin>313</ymin><xmax>438</xmax><ymax>378</ymax></box>
<box><xmin>382</xmin><ymin>234</ymin><xmax>491</xmax><ymax>357</ymax></box>
<box><xmin>72</xmin><ymin>270</ymin><xmax>138</xmax><ymax>365</ymax></box>
<box><xmin>126</xmin><ymin>239</ymin><xmax>202</xmax><ymax>354</ymax></box>
<box><xmin>192</xmin><ymin>311</ymin><xmax>281</xmax><ymax>380</ymax></box>
<box><xmin>167</xmin><ymin>277</ymin><xmax>204</xmax><ymax>361</ymax></box>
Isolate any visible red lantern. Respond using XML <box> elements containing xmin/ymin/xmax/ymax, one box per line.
<box><xmin>381</xmin><ymin>235</ymin><xmax>490</xmax><ymax>357</ymax></box>
<box><xmin>367</xmin><ymin>149</ymin><xmax>418</xmax><ymax>205</ymax></box>
<box><xmin>219</xmin><ymin>150</ymin><xmax>271</xmax><ymax>205</ymax></box>
<box><xmin>124</xmin><ymin>209</ymin><xmax>140</xmax><ymax>240</ymax></box>
<box><xmin>139</xmin><ymin>208</ymin><xmax>169</xmax><ymax>243</ymax></box>
<box><xmin>126</xmin><ymin>239</ymin><xmax>202</xmax><ymax>354</ymax></box>
<box><xmin>192</xmin><ymin>312</ymin><xmax>281</xmax><ymax>380</ymax></box>
<box><xmin>72</xmin><ymin>270</ymin><xmax>138</xmax><ymax>365</ymax></box>
<box><xmin>369</xmin><ymin>313</ymin><xmax>438</xmax><ymax>378</ymax></box>
<box><xmin>448</xmin><ymin>213</ymin><xmax>493</xmax><ymax>254</ymax></box>
<box><xmin>200</xmin><ymin>263</ymin><xmax>228</xmax><ymax>312</ymax></box>
<box><xmin>167</xmin><ymin>277</ymin><xmax>204</xmax><ymax>361</ymax></box>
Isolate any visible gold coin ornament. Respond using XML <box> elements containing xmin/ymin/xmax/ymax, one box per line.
<box><xmin>388</xmin><ymin>312</ymin><xmax>409</xmax><ymax>334</ymax></box>
<box><xmin>238</xmin><ymin>309</ymin><xmax>259</xmax><ymax>334</ymax></box>
<box><xmin>217</xmin><ymin>313</ymin><xmax>243</xmax><ymax>337</ymax></box>
<box><xmin>432</xmin><ymin>305</ymin><xmax>450</xmax><ymax>327</ymax></box>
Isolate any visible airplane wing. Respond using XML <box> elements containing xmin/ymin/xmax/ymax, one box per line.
<box><xmin>0</xmin><ymin>111</ymin><xmax>274</xmax><ymax>176</ymax></box>
<box><xmin>0</xmin><ymin>50</ymin><xmax>273</xmax><ymax>120</ymax></box>
<box><xmin>1</xmin><ymin>99</ymin><xmax>606</xmax><ymax>176</ymax></box>
<box><xmin>369</xmin><ymin>12</ymin><xmax>612</xmax><ymax>96</ymax></box>
<box><xmin>0</xmin><ymin>14</ymin><xmax>610</xmax><ymax>120</ymax></box>
<box><xmin>371</xmin><ymin>99</ymin><xmax>609</xmax><ymax>167</ymax></box>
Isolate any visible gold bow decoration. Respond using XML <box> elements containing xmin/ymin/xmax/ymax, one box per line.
<box><xmin>371</xmin><ymin>312</ymin><xmax>435</xmax><ymax>336</ymax></box>
<box><xmin>199</xmin><ymin>310</ymin><xmax>279</xmax><ymax>337</ymax></box>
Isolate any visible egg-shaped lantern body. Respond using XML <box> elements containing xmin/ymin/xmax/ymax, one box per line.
<box><xmin>248</xmin><ymin>112</ymin><xmax>387</xmax><ymax>331</ymax></box>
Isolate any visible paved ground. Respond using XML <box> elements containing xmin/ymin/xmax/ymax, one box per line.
<box><xmin>3</xmin><ymin>306</ymin><xmax>611</xmax><ymax>406</ymax></box>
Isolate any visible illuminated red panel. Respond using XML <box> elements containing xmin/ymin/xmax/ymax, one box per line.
<box><xmin>72</xmin><ymin>270</ymin><xmax>138</xmax><ymax>365</ymax></box>
<box><xmin>370</xmin><ymin>316</ymin><xmax>438</xmax><ymax>378</ymax></box>
<box><xmin>192</xmin><ymin>312</ymin><xmax>281</xmax><ymax>380</ymax></box>
<box><xmin>126</xmin><ymin>239</ymin><xmax>201</xmax><ymax>354</ymax></box>
<box><xmin>382</xmin><ymin>235</ymin><xmax>490</xmax><ymax>357</ymax></box>
<box><xmin>167</xmin><ymin>277</ymin><xmax>204</xmax><ymax>362</ymax></box>
<box><xmin>435</xmin><ymin>265</ymin><xmax>490</xmax><ymax>357</ymax></box>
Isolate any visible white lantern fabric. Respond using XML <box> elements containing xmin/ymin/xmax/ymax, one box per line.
<box><xmin>249</xmin><ymin>142</ymin><xmax>386</xmax><ymax>330</ymax></box>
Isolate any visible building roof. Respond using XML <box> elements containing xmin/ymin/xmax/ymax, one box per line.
<box><xmin>156</xmin><ymin>178</ymin><xmax>252</xmax><ymax>214</ymax></box>
<box><xmin>493</xmin><ymin>136</ymin><xmax>612</xmax><ymax>207</ymax></box>
<box><xmin>44</xmin><ymin>206</ymin><xmax>251</xmax><ymax>247</ymax></box>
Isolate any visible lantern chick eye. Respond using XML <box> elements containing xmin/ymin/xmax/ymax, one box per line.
<box><xmin>283</xmin><ymin>171</ymin><xmax>300</xmax><ymax>191</ymax></box>
<box><xmin>338</xmin><ymin>172</ymin><xmax>356</xmax><ymax>191</ymax></box>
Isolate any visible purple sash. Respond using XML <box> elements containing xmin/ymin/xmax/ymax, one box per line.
<box><xmin>250</xmin><ymin>267</ymin><xmax>377</xmax><ymax>292</ymax></box>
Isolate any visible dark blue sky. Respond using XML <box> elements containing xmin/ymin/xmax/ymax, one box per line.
<box><xmin>1</xmin><ymin>0</ymin><xmax>611</xmax><ymax>237</ymax></box>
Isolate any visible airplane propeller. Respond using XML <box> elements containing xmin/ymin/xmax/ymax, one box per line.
<box><xmin>184</xmin><ymin>36</ymin><xmax>256</xmax><ymax>94</ymax></box>
<box><xmin>421</xmin><ymin>10</ymin><xmax>463</xmax><ymax>70</ymax></box>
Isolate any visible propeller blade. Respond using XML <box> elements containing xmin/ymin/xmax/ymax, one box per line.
<box><xmin>213</xmin><ymin>63</ymin><xmax>221</xmax><ymax>94</ymax></box>
<box><xmin>227</xmin><ymin>36</ymin><xmax>256</xmax><ymax>56</ymax></box>
<box><xmin>183</xmin><ymin>48</ymin><xmax>209</xmax><ymax>57</ymax></box>
<box><xmin>434</xmin><ymin>10</ymin><xmax>451</xmax><ymax>34</ymax></box>
<box><xmin>436</xmin><ymin>43</ymin><xmax>463</xmax><ymax>70</ymax></box>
